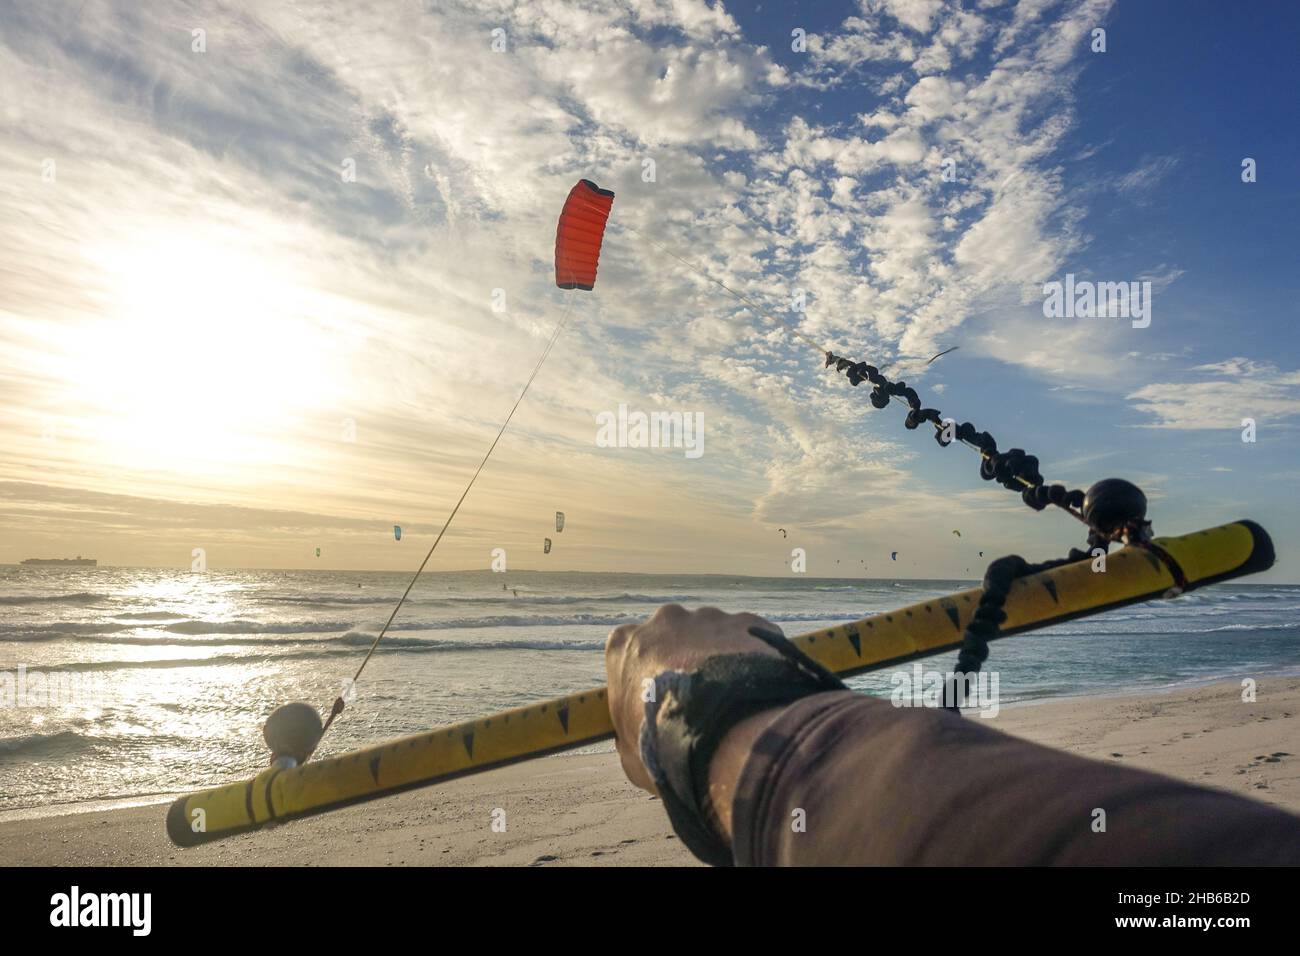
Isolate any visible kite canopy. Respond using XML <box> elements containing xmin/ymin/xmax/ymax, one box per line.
<box><xmin>555</xmin><ymin>179</ymin><xmax>615</xmax><ymax>291</ymax></box>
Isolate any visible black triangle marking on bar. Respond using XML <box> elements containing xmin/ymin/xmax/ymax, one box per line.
<box><xmin>368</xmin><ymin>756</ymin><xmax>381</xmax><ymax>785</ymax></box>
<box><xmin>943</xmin><ymin>603</ymin><xmax>961</xmax><ymax>631</ymax></box>
<box><xmin>463</xmin><ymin>732</ymin><xmax>474</xmax><ymax>759</ymax></box>
<box><xmin>1041</xmin><ymin>579</ymin><xmax>1059</xmax><ymax>603</ymax></box>
<box><xmin>557</xmin><ymin>705</ymin><xmax>570</xmax><ymax>733</ymax></box>
<box><xmin>845</xmin><ymin>624</ymin><xmax>861</xmax><ymax>657</ymax></box>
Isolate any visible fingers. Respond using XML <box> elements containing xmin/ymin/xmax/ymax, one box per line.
<box><xmin>604</xmin><ymin>621</ymin><xmax>634</xmax><ymax>657</ymax></box>
<box><xmin>650</xmin><ymin>602</ymin><xmax>688</xmax><ymax>622</ymax></box>
<box><xmin>604</xmin><ymin>621</ymin><xmax>646</xmax><ymax>777</ymax></box>
<box><xmin>617</xmin><ymin>738</ymin><xmax>656</xmax><ymax>794</ymax></box>
<box><xmin>604</xmin><ymin>604</ymin><xmax>786</xmax><ymax>793</ymax></box>
<box><xmin>606</xmin><ymin>606</ymin><xmax>783</xmax><ymax>668</ymax></box>
<box><xmin>730</xmin><ymin>610</ymin><xmax>782</xmax><ymax>637</ymax></box>
<box><xmin>605</xmin><ymin>604</ymin><xmax>686</xmax><ymax>652</ymax></box>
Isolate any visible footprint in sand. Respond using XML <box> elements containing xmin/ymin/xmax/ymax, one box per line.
<box><xmin>531</xmin><ymin>854</ymin><xmax>558</xmax><ymax>866</ymax></box>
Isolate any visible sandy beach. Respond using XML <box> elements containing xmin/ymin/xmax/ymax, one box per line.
<box><xmin>2</xmin><ymin>674</ymin><xmax>1296</xmax><ymax>867</ymax></box>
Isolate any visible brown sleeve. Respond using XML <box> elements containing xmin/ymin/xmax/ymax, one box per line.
<box><xmin>730</xmin><ymin>691</ymin><xmax>1300</xmax><ymax>866</ymax></box>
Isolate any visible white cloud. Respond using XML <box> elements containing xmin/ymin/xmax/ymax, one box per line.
<box><xmin>769</xmin><ymin>0</ymin><xmax>1115</xmax><ymax>364</ymax></box>
<box><xmin>804</xmin><ymin>18</ymin><xmax>915</xmax><ymax>74</ymax></box>
<box><xmin>992</xmin><ymin>0</ymin><xmax>1063</xmax><ymax>56</ymax></box>
<box><xmin>1116</xmin><ymin>155</ymin><xmax>1179</xmax><ymax>195</ymax></box>
<box><xmin>1129</xmin><ymin>360</ymin><xmax>1300</xmax><ymax>430</ymax></box>
<box><xmin>864</xmin><ymin>0</ymin><xmax>948</xmax><ymax>35</ymax></box>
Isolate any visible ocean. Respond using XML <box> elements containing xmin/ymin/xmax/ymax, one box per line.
<box><xmin>1</xmin><ymin>565</ymin><xmax>1298</xmax><ymax>813</ymax></box>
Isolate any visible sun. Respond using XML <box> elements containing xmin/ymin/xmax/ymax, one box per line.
<box><xmin>55</xmin><ymin>227</ymin><xmax>346</xmax><ymax>485</ymax></box>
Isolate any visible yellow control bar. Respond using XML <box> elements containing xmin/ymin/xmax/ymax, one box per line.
<box><xmin>167</xmin><ymin>519</ymin><xmax>1273</xmax><ymax>846</ymax></box>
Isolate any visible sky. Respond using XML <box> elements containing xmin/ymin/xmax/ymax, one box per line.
<box><xmin>1</xmin><ymin>0</ymin><xmax>1297</xmax><ymax>580</ymax></box>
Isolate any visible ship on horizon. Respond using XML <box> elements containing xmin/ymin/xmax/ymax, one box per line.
<box><xmin>20</xmin><ymin>556</ymin><xmax>97</xmax><ymax>567</ymax></box>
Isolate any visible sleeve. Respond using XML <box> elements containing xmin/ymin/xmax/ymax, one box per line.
<box><xmin>729</xmin><ymin>691</ymin><xmax>1300</xmax><ymax>866</ymax></box>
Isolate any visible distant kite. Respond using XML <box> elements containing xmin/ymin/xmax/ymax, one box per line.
<box><xmin>891</xmin><ymin>552</ymin><xmax>898</xmax><ymax>561</ymax></box>
<box><xmin>926</xmin><ymin>346</ymin><xmax>960</xmax><ymax>365</ymax></box>
<box><xmin>952</xmin><ymin>529</ymin><xmax>961</xmax><ymax>537</ymax></box>
<box><xmin>555</xmin><ymin>512</ymin><xmax>565</xmax><ymax>533</ymax></box>
<box><xmin>315</xmin><ymin>548</ymin><xmax>321</xmax><ymax>558</ymax></box>
<box><xmin>978</xmin><ymin>551</ymin><xmax>984</xmax><ymax>557</ymax></box>
<box><xmin>543</xmin><ymin>538</ymin><xmax>552</xmax><ymax>554</ymax></box>
<box><xmin>778</xmin><ymin>528</ymin><xmax>787</xmax><ymax>538</ymax></box>
<box><xmin>394</xmin><ymin>525</ymin><xmax>402</xmax><ymax>541</ymax></box>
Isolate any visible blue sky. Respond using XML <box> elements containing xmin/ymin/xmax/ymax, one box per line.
<box><xmin>1</xmin><ymin>0</ymin><xmax>1297</xmax><ymax>579</ymax></box>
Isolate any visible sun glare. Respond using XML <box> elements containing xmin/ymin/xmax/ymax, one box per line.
<box><xmin>60</xmin><ymin>231</ymin><xmax>345</xmax><ymax>482</ymax></box>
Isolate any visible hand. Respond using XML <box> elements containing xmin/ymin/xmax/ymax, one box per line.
<box><xmin>604</xmin><ymin>604</ymin><xmax>783</xmax><ymax>794</ymax></box>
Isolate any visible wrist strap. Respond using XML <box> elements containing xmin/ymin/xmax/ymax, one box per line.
<box><xmin>638</xmin><ymin>626</ymin><xmax>846</xmax><ymax>866</ymax></box>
